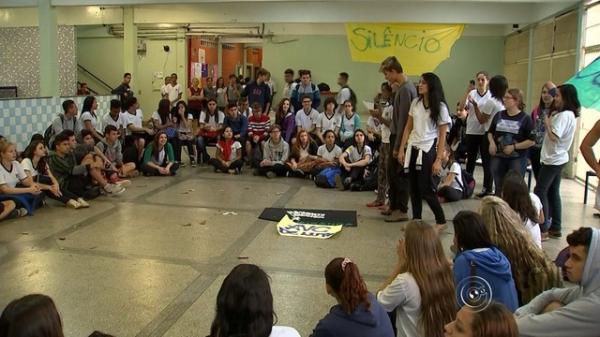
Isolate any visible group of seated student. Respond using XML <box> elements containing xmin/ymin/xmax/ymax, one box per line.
<box><xmin>3</xmin><ymin>223</ymin><xmax>597</xmax><ymax>337</ymax></box>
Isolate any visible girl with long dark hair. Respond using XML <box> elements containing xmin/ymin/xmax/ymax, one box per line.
<box><xmin>80</xmin><ymin>95</ymin><xmax>103</xmax><ymax>142</ymax></box>
<box><xmin>152</xmin><ymin>98</ymin><xmax>176</xmax><ymax>134</ymax></box>
<box><xmin>502</xmin><ymin>170</ymin><xmax>544</xmax><ymax>248</ymax></box>
<box><xmin>140</xmin><ymin>132</ymin><xmax>179</xmax><ymax>176</ymax></box>
<box><xmin>310</xmin><ymin>257</ymin><xmax>394</xmax><ymax>337</ymax></box>
<box><xmin>336</xmin><ymin>129</ymin><xmax>372</xmax><ymax>190</ymax></box>
<box><xmin>209</xmin><ymin>264</ymin><xmax>300</xmax><ymax>337</ymax></box>
<box><xmin>530</xmin><ymin>81</ymin><xmax>557</xmax><ymax>180</ymax></box>
<box><xmin>533</xmin><ymin>84</ymin><xmax>580</xmax><ymax>239</ymax></box>
<box><xmin>216</xmin><ymin>77</ymin><xmax>228</xmax><ymax>112</ymax></box>
<box><xmin>398</xmin><ymin>72</ymin><xmax>451</xmax><ymax>230</ymax></box>
<box><xmin>437</xmin><ymin>144</ymin><xmax>463</xmax><ymax>203</ymax></box>
<box><xmin>197</xmin><ymin>98</ymin><xmax>225</xmax><ymax>164</ymax></box>
<box><xmin>22</xmin><ymin>140</ymin><xmax>86</xmax><ymax>209</ymax></box>
<box><xmin>487</xmin><ymin>88</ymin><xmax>535</xmax><ymax>196</ymax></box>
<box><xmin>377</xmin><ymin>220</ymin><xmax>456</xmax><ymax>337</ymax></box>
<box><xmin>0</xmin><ymin>294</ymin><xmax>65</xmax><ymax>337</ymax></box>
<box><xmin>170</xmin><ymin>101</ymin><xmax>197</xmax><ymax>166</ymax></box>
<box><xmin>275</xmin><ymin>98</ymin><xmax>296</xmax><ymax>143</ymax></box>
<box><xmin>208</xmin><ymin>127</ymin><xmax>244</xmax><ymax>174</ymax></box>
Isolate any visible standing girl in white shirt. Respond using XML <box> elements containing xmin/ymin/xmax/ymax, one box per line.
<box><xmin>398</xmin><ymin>73</ymin><xmax>451</xmax><ymax>230</ymax></box>
<box><xmin>534</xmin><ymin>84</ymin><xmax>580</xmax><ymax>239</ymax></box>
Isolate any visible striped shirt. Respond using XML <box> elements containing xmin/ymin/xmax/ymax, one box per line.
<box><xmin>248</xmin><ymin>114</ymin><xmax>271</xmax><ymax>140</ymax></box>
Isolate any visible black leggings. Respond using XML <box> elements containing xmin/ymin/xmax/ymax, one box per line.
<box><xmin>208</xmin><ymin>158</ymin><xmax>244</xmax><ymax>173</ymax></box>
<box><xmin>465</xmin><ymin>134</ymin><xmax>493</xmax><ymax>192</ymax></box>
<box><xmin>141</xmin><ymin>162</ymin><xmax>180</xmax><ymax>176</ymax></box>
<box><xmin>37</xmin><ymin>175</ymin><xmax>79</xmax><ymax>204</ymax></box>
<box><xmin>388</xmin><ymin>134</ymin><xmax>409</xmax><ymax>213</ymax></box>
<box><xmin>408</xmin><ymin>144</ymin><xmax>446</xmax><ymax>225</ymax></box>
<box><xmin>171</xmin><ymin>137</ymin><xmax>196</xmax><ymax>163</ymax></box>
<box><xmin>258</xmin><ymin>163</ymin><xmax>288</xmax><ymax>176</ymax></box>
<box><xmin>437</xmin><ymin>186</ymin><xmax>462</xmax><ymax>202</ymax></box>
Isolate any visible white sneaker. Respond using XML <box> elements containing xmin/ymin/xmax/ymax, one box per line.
<box><xmin>115</xmin><ymin>179</ymin><xmax>131</xmax><ymax>187</ymax></box>
<box><xmin>104</xmin><ymin>183</ymin><xmax>125</xmax><ymax>195</ymax></box>
<box><xmin>66</xmin><ymin>199</ymin><xmax>82</xmax><ymax>209</ymax></box>
<box><xmin>77</xmin><ymin>198</ymin><xmax>90</xmax><ymax>208</ymax></box>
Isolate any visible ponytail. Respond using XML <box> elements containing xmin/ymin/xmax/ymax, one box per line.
<box><xmin>325</xmin><ymin>257</ymin><xmax>370</xmax><ymax>314</ymax></box>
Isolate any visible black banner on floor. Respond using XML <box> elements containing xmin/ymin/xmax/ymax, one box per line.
<box><xmin>259</xmin><ymin>208</ymin><xmax>357</xmax><ymax>227</ymax></box>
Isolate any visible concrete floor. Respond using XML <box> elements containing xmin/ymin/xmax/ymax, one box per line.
<box><xmin>0</xmin><ymin>165</ymin><xmax>598</xmax><ymax>337</ymax></box>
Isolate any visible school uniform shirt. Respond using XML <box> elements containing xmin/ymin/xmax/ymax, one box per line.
<box><xmin>51</xmin><ymin>114</ymin><xmax>80</xmax><ymax>135</ymax></box>
<box><xmin>439</xmin><ymin>161</ymin><xmax>462</xmax><ymax>191</ymax></box>
<box><xmin>0</xmin><ymin>161</ymin><xmax>27</xmax><ymax>188</ymax></box>
<box><xmin>377</xmin><ymin>272</ymin><xmax>422</xmax><ymax>337</ymax></box>
<box><xmin>336</xmin><ymin>87</ymin><xmax>352</xmax><ymax>113</ymax></box>
<box><xmin>317</xmin><ymin>144</ymin><xmax>342</xmax><ymax>162</ymax></box>
<box><xmin>151</xmin><ymin>111</ymin><xmax>172</xmax><ymax>128</ymax></box>
<box><xmin>80</xmin><ymin>111</ymin><xmax>101</xmax><ymax>133</ymax></box>
<box><xmin>102</xmin><ymin>113</ymin><xmax>124</xmax><ymax>131</ymax></box>
<box><xmin>166</xmin><ymin>83</ymin><xmax>183</xmax><ymax>106</ymax></box>
<box><xmin>317</xmin><ymin>112</ymin><xmax>341</xmax><ymax>133</ymax></box>
<box><xmin>367</xmin><ymin>116</ymin><xmax>381</xmax><ymax>135</ymax></box>
<box><xmin>217</xmin><ymin>141</ymin><xmax>242</xmax><ymax>161</ymax></box>
<box><xmin>270</xmin><ymin>326</ymin><xmax>300</xmax><ymax>337</ymax></box>
<box><xmin>344</xmin><ymin>145</ymin><xmax>372</xmax><ymax>164</ymax></box>
<box><xmin>527</xmin><ymin>192</ymin><xmax>543</xmax><ymax>249</ymax></box>
<box><xmin>20</xmin><ymin>158</ymin><xmax>39</xmax><ymax>177</ymax></box>
<box><xmin>480</xmin><ymin>98</ymin><xmax>505</xmax><ymax>132</ymax></box>
<box><xmin>487</xmin><ymin>110</ymin><xmax>535</xmax><ymax>158</ymax></box>
<box><xmin>295</xmin><ymin>108</ymin><xmax>320</xmax><ymax>132</ymax></box>
<box><xmin>540</xmin><ymin>110</ymin><xmax>576</xmax><ymax>166</ymax></box>
<box><xmin>124</xmin><ymin>110</ymin><xmax>144</xmax><ymax>136</ymax></box>
<box><xmin>199</xmin><ymin>111</ymin><xmax>225</xmax><ymax>128</ymax></box>
<box><xmin>380</xmin><ymin>104</ymin><xmax>393</xmax><ymax>144</ymax></box>
<box><xmin>340</xmin><ymin>113</ymin><xmax>361</xmax><ymax>142</ymax></box>
<box><xmin>283</xmin><ymin>82</ymin><xmax>297</xmax><ymax>99</ymax></box>
<box><xmin>407</xmin><ymin>98</ymin><xmax>451</xmax><ymax>152</ymax></box>
<box><xmin>465</xmin><ymin>89</ymin><xmax>491</xmax><ymax>135</ymax></box>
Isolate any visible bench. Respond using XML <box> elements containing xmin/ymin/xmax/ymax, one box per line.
<box><xmin>584</xmin><ymin>170</ymin><xmax>598</xmax><ymax>204</ymax></box>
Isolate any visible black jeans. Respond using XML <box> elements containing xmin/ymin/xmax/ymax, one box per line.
<box><xmin>408</xmin><ymin>144</ymin><xmax>446</xmax><ymax>225</ymax></box>
<box><xmin>209</xmin><ymin>158</ymin><xmax>244</xmax><ymax>173</ymax></box>
<box><xmin>534</xmin><ymin>164</ymin><xmax>564</xmax><ymax>233</ymax></box>
<box><xmin>258</xmin><ymin>163</ymin><xmax>288</xmax><ymax>176</ymax></box>
<box><xmin>437</xmin><ymin>186</ymin><xmax>462</xmax><ymax>202</ymax></box>
<box><xmin>141</xmin><ymin>162</ymin><xmax>180</xmax><ymax>176</ymax></box>
<box><xmin>341</xmin><ymin>166</ymin><xmax>366</xmax><ymax>183</ymax></box>
<box><xmin>530</xmin><ymin>146</ymin><xmax>542</xmax><ymax>181</ymax></box>
<box><xmin>388</xmin><ymin>134</ymin><xmax>409</xmax><ymax>213</ymax></box>
<box><xmin>490</xmin><ymin>155</ymin><xmax>528</xmax><ymax>196</ymax></box>
<box><xmin>465</xmin><ymin>134</ymin><xmax>493</xmax><ymax>192</ymax></box>
<box><xmin>37</xmin><ymin>175</ymin><xmax>79</xmax><ymax>204</ymax></box>
<box><xmin>171</xmin><ymin>137</ymin><xmax>196</xmax><ymax>163</ymax></box>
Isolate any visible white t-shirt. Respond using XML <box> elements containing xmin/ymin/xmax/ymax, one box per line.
<box><xmin>20</xmin><ymin>158</ymin><xmax>39</xmax><ymax>177</ymax></box>
<box><xmin>151</xmin><ymin>111</ymin><xmax>171</xmax><ymax>128</ymax></box>
<box><xmin>295</xmin><ymin>108</ymin><xmax>319</xmax><ymax>131</ymax></box>
<box><xmin>344</xmin><ymin>145</ymin><xmax>372</xmax><ymax>163</ymax></box>
<box><xmin>0</xmin><ymin>161</ymin><xmax>27</xmax><ymax>188</ymax></box>
<box><xmin>527</xmin><ymin>192</ymin><xmax>543</xmax><ymax>249</ymax></box>
<box><xmin>465</xmin><ymin>89</ymin><xmax>491</xmax><ymax>135</ymax></box>
<box><xmin>540</xmin><ymin>110</ymin><xmax>576</xmax><ymax>166</ymax></box>
<box><xmin>157</xmin><ymin>148</ymin><xmax>166</xmax><ymax>164</ymax></box>
<box><xmin>480</xmin><ymin>98</ymin><xmax>504</xmax><ymax>132</ymax></box>
<box><xmin>440</xmin><ymin>161</ymin><xmax>462</xmax><ymax>191</ymax></box>
<box><xmin>380</xmin><ymin>105</ymin><xmax>393</xmax><ymax>143</ymax></box>
<box><xmin>336</xmin><ymin>87</ymin><xmax>351</xmax><ymax>113</ymax></box>
<box><xmin>377</xmin><ymin>272</ymin><xmax>422</xmax><ymax>337</ymax></box>
<box><xmin>317</xmin><ymin>144</ymin><xmax>342</xmax><ymax>162</ymax></box>
<box><xmin>80</xmin><ymin>111</ymin><xmax>101</xmax><ymax>133</ymax></box>
<box><xmin>317</xmin><ymin>112</ymin><xmax>342</xmax><ymax>133</ymax></box>
<box><xmin>199</xmin><ymin>111</ymin><xmax>225</xmax><ymax>128</ymax></box>
<box><xmin>166</xmin><ymin>83</ymin><xmax>182</xmax><ymax>106</ymax></box>
<box><xmin>340</xmin><ymin>113</ymin><xmax>359</xmax><ymax>141</ymax></box>
<box><xmin>216</xmin><ymin>141</ymin><xmax>242</xmax><ymax>161</ymax></box>
<box><xmin>124</xmin><ymin>110</ymin><xmax>144</xmax><ymax>136</ymax></box>
<box><xmin>407</xmin><ymin>99</ymin><xmax>451</xmax><ymax>152</ymax></box>
<box><xmin>102</xmin><ymin>113</ymin><xmax>124</xmax><ymax>131</ymax></box>
<box><xmin>270</xmin><ymin>326</ymin><xmax>300</xmax><ymax>337</ymax></box>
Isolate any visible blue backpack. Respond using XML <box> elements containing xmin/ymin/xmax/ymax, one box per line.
<box><xmin>314</xmin><ymin>167</ymin><xmax>341</xmax><ymax>188</ymax></box>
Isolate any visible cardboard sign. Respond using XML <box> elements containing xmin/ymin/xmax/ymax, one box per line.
<box><xmin>277</xmin><ymin>215</ymin><xmax>343</xmax><ymax>239</ymax></box>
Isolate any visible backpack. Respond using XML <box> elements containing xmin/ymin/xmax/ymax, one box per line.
<box><xmin>314</xmin><ymin>167</ymin><xmax>341</xmax><ymax>188</ymax></box>
<box><xmin>44</xmin><ymin>115</ymin><xmax>75</xmax><ymax>149</ymax></box>
<box><xmin>342</xmin><ymin>85</ymin><xmax>357</xmax><ymax>108</ymax></box>
<box><xmin>455</xmin><ymin>169</ymin><xmax>476</xmax><ymax>199</ymax></box>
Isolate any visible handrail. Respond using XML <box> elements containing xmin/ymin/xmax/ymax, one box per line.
<box><xmin>77</xmin><ymin>64</ymin><xmax>114</xmax><ymax>92</ymax></box>
<box><xmin>77</xmin><ymin>81</ymin><xmax>99</xmax><ymax>96</ymax></box>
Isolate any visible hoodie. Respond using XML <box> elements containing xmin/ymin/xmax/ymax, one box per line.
<box><xmin>310</xmin><ymin>293</ymin><xmax>394</xmax><ymax>337</ymax></box>
<box><xmin>454</xmin><ymin>247</ymin><xmax>519</xmax><ymax>312</ymax></box>
<box><xmin>263</xmin><ymin>139</ymin><xmax>289</xmax><ymax>164</ymax></box>
<box><xmin>516</xmin><ymin>228</ymin><xmax>600</xmax><ymax>337</ymax></box>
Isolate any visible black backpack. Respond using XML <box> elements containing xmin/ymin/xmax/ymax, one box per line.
<box><xmin>342</xmin><ymin>85</ymin><xmax>357</xmax><ymax>108</ymax></box>
<box><xmin>44</xmin><ymin>115</ymin><xmax>76</xmax><ymax>149</ymax></box>
<box><xmin>455</xmin><ymin>169</ymin><xmax>476</xmax><ymax>199</ymax></box>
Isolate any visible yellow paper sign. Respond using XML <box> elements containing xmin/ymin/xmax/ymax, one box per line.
<box><xmin>345</xmin><ymin>23</ymin><xmax>464</xmax><ymax>75</ymax></box>
<box><xmin>277</xmin><ymin>215</ymin><xmax>343</xmax><ymax>239</ymax></box>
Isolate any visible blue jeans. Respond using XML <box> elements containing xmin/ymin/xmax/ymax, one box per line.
<box><xmin>534</xmin><ymin>164</ymin><xmax>564</xmax><ymax>233</ymax></box>
<box><xmin>491</xmin><ymin>155</ymin><xmax>528</xmax><ymax>196</ymax></box>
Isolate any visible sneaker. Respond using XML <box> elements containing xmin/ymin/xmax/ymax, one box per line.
<box><xmin>77</xmin><ymin>198</ymin><xmax>90</xmax><ymax>208</ymax></box>
<box><xmin>334</xmin><ymin>174</ymin><xmax>344</xmax><ymax>191</ymax></box>
<box><xmin>66</xmin><ymin>199</ymin><xmax>82</xmax><ymax>209</ymax></box>
<box><xmin>191</xmin><ymin>160</ymin><xmax>197</xmax><ymax>168</ymax></box>
<box><xmin>104</xmin><ymin>183</ymin><xmax>126</xmax><ymax>195</ymax></box>
<box><xmin>115</xmin><ymin>179</ymin><xmax>131</xmax><ymax>187</ymax></box>
<box><xmin>548</xmin><ymin>230</ymin><xmax>562</xmax><ymax>238</ymax></box>
<box><xmin>266</xmin><ymin>171</ymin><xmax>276</xmax><ymax>179</ymax></box>
<box><xmin>475</xmin><ymin>190</ymin><xmax>493</xmax><ymax>199</ymax></box>
<box><xmin>384</xmin><ymin>210</ymin><xmax>409</xmax><ymax>222</ymax></box>
<box><xmin>16</xmin><ymin>208</ymin><xmax>28</xmax><ymax>217</ymax></box>
<box><xmin>436</xmin><ymin>223</ymin><xmax>449</xmax><ymax>233</ymax></box>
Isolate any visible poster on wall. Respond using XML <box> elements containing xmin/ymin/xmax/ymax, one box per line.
<box><xmin>345</xmin><ymin>23</ymin><xmax>464</xmax><ymax>75</ymax></box>
<box><xmin>191</xmin><ymin>63</ymin><xmax>202</xmax><ymax>80</ymax></box>
<box><xmin>198</xmin><ymin>48</ymin><xmax>206</xmax><ymax>64</ymax></box>
<box><xmin>201</xmin><ymin>63</ymin><xmax>208</xmax><ymax>77</ymax></box>
<box><xmin>213</xmin><ymin>64</ymin><xmax>219</xmax><ymax>78</ymax></box>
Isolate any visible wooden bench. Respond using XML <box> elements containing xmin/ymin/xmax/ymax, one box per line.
<box><xmin>584</xmin><ymin>170</ymin><xmax>597</xmax><ymax>204</ymax></box>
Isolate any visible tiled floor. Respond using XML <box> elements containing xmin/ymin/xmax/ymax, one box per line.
<box><xmin>0</xmin><ymin>165</ymin><xmax>598</xmax><ymax>337</ymax></box>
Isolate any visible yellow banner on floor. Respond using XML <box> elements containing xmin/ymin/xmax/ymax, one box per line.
<box><xmin>277</xmin><ymin>215</ymin><xmax>343</xmax><ymax>239</ymax></box>
<box><xmin>345</xmin><ymin>23</ymin><xmax>464</xmax><ymax>75</ymax></box>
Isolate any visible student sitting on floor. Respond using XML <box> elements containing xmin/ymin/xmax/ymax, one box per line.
<box><xmin>208</xmin><ymin>127</ymin><xmax>244</xmax><ymax>174</ymax></box>
<box><xmin>123</xmin><ymin>97</ymin><xmax>154</xmax><ymax>167</ymax></box>
<box><xmin>316</xmin><ymin>130</ymin><xmax>342</xmax><ymax>167</ymax></box>
<box><xmin>0</xmin><ymin>199</ymin><xmax>20</xmax><ymax>221</ymax></box>
<box><xmin>102</xmin><ymin>99</ymin><xmax>125</xmax><ymax>137</ymax></box>
<box><xmin>170</xmin><ymin>101</ymin><xmax>197</xmax><ymax>167</ymax></box>
<box><xmin>141</xmin><ymin>131</ymin><xmax>179</xmax><ymax>176</ymax></box>
<box><xmin>444</xmin><ymin>302</ymin><xmax>518</xmax><ymax>337</ymax></box>
<box><xmin>315</xmin><ymin>96</ymin><xmax>341</xmax><ymax>145</ymax></box>
<box><xmin>223</xmin><ymin>102</ymin><xmax>248</xmax><ymax>151</ymax></box>
<box><xmin>0</xmin><ymin>294</ymin><xmax>65</xmax><ymax>336</ymax></box>
<box><xmin>286</xmin><ymin>129</ymin><xmax>319</xmax><ymax>177</ymax></box>
<box><xmin>310</xmin><ymin>257</ymin><xmax>394</xmax><ymax>337</ymax></box>
<box><xmin>208</xmin><ymin>264</ymin><xmax>300</xmax><ymax>337</ymax></box>
<box><xmin>436</xmin><ymin>144</ymin><xmax>463</xmax><ymax>203</ymax></box>
<box><xmin>97</xmin><ymin>125</ymin><xmax>138</xmax><ymax>181</ymax></box>
<box><xmin>49</xmin><ymin>130</ymin><xmax>124</xmax><ymax>199</ymax></box>
<box><xmin>501</xmin><ymin>170</ymin><xmax>544</xmax><ymax>248</ymax></box>
<box><xmin>295</xmin><ymin>95</ymin><xmax>320</xmax><ymax>141</ymax></box>
<box><xmin>22</xmin><ymin>139</ymin><xmax>87</xmax><ymax>209</ymax></box>
<box><xmin>49</xmin><ymin>99</ymin><xmax>80</xmax><ymax>148</ymax></box>
<box><xmin>246</xmin><ymin>103</ymin><xmax>271</xmax><ymax>166</ymax></box>
<box><xmin>516</xmin><ymin>227</ymin><xmax>600</xmax><ymax>337</ymax></box>
<box><xmin>0</xmin><ymin>139</ymin><xmax>43</xmax><ymax>216</ymax></box>
<box><xmin>255</xmin><ymin>125</ymin><xmax>289</xmax><ymax>178</ymax></box>
<box><xmin>339</xmin><ymin>100</ymin><xmax>361</xmax><ymax>148</ymax></box>
<box><xmin>335</xmin><ymin>129</ymin><xmax>372</xmax><ymax>191</ymax></box>
<box><xmin>197</xmin><ymin>98</ymin><xmax>225</xmax><ymax>164</ymax></box>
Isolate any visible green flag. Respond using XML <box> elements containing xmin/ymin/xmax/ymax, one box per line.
<box><xmin>566</xmin><ymin>56</ymin><xmax>600</xmax><ymax>111</ymax></box>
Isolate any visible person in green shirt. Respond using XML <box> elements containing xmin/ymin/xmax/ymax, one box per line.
<box><xmin>141</xmin><ymin>131</ymin><xmax>179</xmax><ymax>176</ymax></box>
